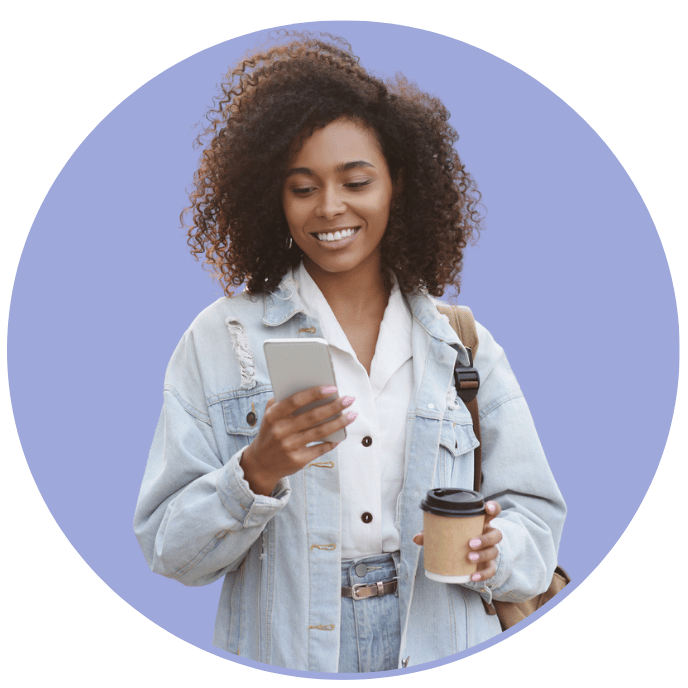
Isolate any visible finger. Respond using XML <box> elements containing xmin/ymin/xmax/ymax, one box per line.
<box><xmin>484</xmin><ymin>500</ymin><xmax>501</xmax><ymax>524</ymax></box>
<box><xmin>412</xmin><ymin>532</ymin><xmax>424</xmax><ymax>546</ymax></box>
<box><xmin>288</xmin><ymin>394</ymin><xmax>355</xmax><ymax>433</ymax></box>
<box><xmin>468</xmin><ymin>526</ymin><xmax>502</xmax><ymax>551</ymax></box>
<box><xmin>277</xmin><ymin>385</ymin><xmax>340</xmax><ymax>418</ymax></box>
<box><xmin>466</xmin><ymin>544</ymin><xmax>499</xmax><ymax>566</ymax></box>
<box><xmin>469</xmin><ymin>559</ymin><xmax>497</xmax><ymax>583</ymax></box>
<box><xmin>297</xmin><ymin>409</ymin><xmax>358</xmax><ymax>446</ymax></box>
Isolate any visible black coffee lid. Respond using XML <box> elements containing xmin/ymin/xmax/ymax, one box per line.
<box><xmin>420</xmin><ymin>488</ymin><xmax>485</xmax><ymax>517</ymax></box>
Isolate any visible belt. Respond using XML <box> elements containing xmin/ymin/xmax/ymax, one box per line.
<box><xmin>341</xmin><ymin>577</ymin><xmax>398</xmax><ymax>601</ymax></box>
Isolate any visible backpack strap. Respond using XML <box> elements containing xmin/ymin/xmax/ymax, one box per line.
<box><xmin>436</xmin><ymin>304</ymin><xmax>482</xmax><ymax>492</ymax></box>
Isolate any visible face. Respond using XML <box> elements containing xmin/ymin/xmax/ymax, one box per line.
<box><xmin>281</xmin><ymin>118</ymin><xmax>394</xmax><ymax>280</ymax></box>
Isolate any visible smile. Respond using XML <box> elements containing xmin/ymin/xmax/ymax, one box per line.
<box><xmin>314</xmin><ymin>227</ymin><xmax>359</xmax><ymax>242</ymax></box>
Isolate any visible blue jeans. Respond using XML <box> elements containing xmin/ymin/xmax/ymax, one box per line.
<box><xmin>338</xmin><ymin>552</ymin><xmax>401</xmax><ymax>673</ymax></box>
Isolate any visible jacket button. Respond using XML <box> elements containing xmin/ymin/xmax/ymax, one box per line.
<box><xmin>361</xmin><ymin>512</ymin><xmax>373</xmax><ymax>523</ymax></box>
<box><xmin>246</xmin><ymin>411</ymin><xmax>257</xmax><ymax>426</ymax></box>
<box><xmin>362</xmin><ymin>436</ymin><xmax>373</xmax><ymax>447</ymax></box>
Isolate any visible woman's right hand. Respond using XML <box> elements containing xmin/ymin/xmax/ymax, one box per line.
<box><xmin>240</xmin><ymin>386</ymin><xmax>357</xmax><ymax>496</ymax></box>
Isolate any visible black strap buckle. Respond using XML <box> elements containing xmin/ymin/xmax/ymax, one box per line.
<box><xmin>454</xmin><ymin>347</ymin><xmax>480</xmax><ymax>403</ymax></box>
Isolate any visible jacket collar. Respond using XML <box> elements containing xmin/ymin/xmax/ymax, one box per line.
<box><xmin>406</xmin><ymin>292</ymin><xmax>472</xmax><ymax>366</ymax></box>
<box><xmin>261</xmin><ymin>269</ymin><xmax>308</xmax><ymax>327</ymax></box>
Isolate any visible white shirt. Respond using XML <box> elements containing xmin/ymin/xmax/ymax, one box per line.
<box><xmin>296</xmin><ymin>263</ymin><xmax>414</xmax><ymax>559</ymax></box>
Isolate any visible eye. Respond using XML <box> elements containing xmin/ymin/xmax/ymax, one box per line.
<box><xmin>345</xmin><ymin>180</ymin><xmax>372</xmax><ymax>190</ymax></box>
<box><xmin>290</xmin><ymin>186</ymin><xmax>316</xmax><ymax>196</ymax></box>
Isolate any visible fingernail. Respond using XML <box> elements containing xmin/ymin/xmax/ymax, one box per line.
<box><xmin>486</xmin><ymin>502</ymin><xmax>497</xmax><ymax>513</ymax></box>
<box><xmin>321</xmin><ymin>386</ymin><xmax>338</xmax><ymax>395</ymax></box>
<box><xmin>341</xmin><ymin>396</ymin><xmax>356</xmax><ymax>407</ymax></box>
<box><xmin>469</xmin><ymin>538</ymin><xmax>481</xmax><ymax>549</ymax></box>
<box><xmin>347</xmin><ymin>411</ymin><xmax>358</xmax><ymax>422</ymax></box>
<box><xmin>471</xmin><ymin>572</ymin><xmax>481</xmax><ymax>581</ymax></box>
<box><xmin>468</xmin><ymin>552</ymin><xmax>479</xmax><ymax>562</ymax></box>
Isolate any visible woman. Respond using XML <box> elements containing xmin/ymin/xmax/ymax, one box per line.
<box><xmin>133</xmin><ymin>32</ymin><xmax>566</xmax><ymax>673</ymax></box>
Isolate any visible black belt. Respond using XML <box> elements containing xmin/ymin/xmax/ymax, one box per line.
<box><xmin>341</xmin><ymin>577</ymin><xmax>398</xmax><ymax>601</ymax></box>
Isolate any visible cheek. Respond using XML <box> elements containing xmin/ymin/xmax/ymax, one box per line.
<box><xmin>281</xmin><ymin>198</ymin><xmax>300</xmax><ymax>229</ymax></box>
<box><xmin>368</xmin><ymin>191</ymin><xmax>393</xmax><ymax>226</ymax></box>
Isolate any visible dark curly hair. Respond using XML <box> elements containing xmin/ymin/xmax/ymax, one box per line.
<box><xmin>183</xmin><ymin>31</ymin><xmax>483</xmax><ymax>297</ymax></box>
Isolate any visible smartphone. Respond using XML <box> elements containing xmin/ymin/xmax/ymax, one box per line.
<box><xmin>263</xmin><ymin>338</ymin><xmax>346</xmax><ymax>443</ymax></box>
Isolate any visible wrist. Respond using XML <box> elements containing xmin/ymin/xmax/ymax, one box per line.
<box><xmin>240</xmin><ymin>444</ymin><xmax>278</xmax><ymax>496</ymax></box>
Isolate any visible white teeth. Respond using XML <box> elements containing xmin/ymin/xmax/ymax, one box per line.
<box><xmin>316</xmin><ymin>228</ymin><xmax>357</xmax><ymax>242</ymax></box>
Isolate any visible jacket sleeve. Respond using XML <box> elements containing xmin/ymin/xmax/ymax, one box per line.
<box><xmin>133</xmin><ymin>330</ymin><xmax>290</xmax><ymax>587</ymax></box>
<box><xmin>461</xmin><ymin>323</ymin><xmax>566</xmax><ymax>604</ymax></box>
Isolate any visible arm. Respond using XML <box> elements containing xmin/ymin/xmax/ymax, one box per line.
<box><xmin>461</xmin><ymin>324</ymin><xmax>567</xmax><ymax>603</ymax></box>
<box><xmin>133</xmin><ymin>324</ymin><xmax>356</xmax><ymax>587</ymax></box>
<box><xmin>133</xmin><ymin>385</ymin><xmax>291</xmax><ymax>586</ymax></box>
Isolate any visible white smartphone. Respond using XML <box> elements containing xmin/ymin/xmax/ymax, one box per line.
<box><xmin>263</xmin><ymin>338</ymin><xmax>346</xmax><ymax>443</ymax></box>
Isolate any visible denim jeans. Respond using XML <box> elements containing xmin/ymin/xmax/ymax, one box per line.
<box><xmin>338</xmin><ymin>552</ymin><xmax>401</xmax><ymax>673</ymax></box>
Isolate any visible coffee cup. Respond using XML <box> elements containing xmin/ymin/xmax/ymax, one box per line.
<box><xmin>420</xmin><ymin>488</ymin><xmax>486</xmax><ymax>583</ymax></box>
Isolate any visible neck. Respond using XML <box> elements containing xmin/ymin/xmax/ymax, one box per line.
<box><xmin>302</xmin><ymin>258</ymin><xmax>390</xmax><ymax>320</ymax></box>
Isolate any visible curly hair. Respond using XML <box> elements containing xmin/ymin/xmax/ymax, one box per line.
<box><xmin>183</xmin><ymin>31</ymin><xmax>483</xmax><ymax>297</ymax></box>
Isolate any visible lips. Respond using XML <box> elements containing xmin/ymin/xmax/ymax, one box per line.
<box><xmin>308</xmin><ymin>226</ymin><xmax>360</xmax><ymax>250</ymax></box>
<box><xmin>314</xmin><ymin>227</ymin><xmax>359</xmax><ymax>242</ymax></box>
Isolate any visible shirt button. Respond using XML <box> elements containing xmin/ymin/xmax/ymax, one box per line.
<box><xmin>427</xmin><ymin>403</ymin><xmax>435</xmax><ymax>409</ymax></box>
<box><xmin>362</xmin><ymin>436</ymin><xmax>373</xmax><ymax>447</ymax></box>
<box><xmin>361</xmin><ymin>512</ymin><xmax>373</xmax><ymax>523</ymax></box>
<box><xmin>246</xmin><ymin>411</ymin><xmax>257</xmax><ymax>426</ymax></box>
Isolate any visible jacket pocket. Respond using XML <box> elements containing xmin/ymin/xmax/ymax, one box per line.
<box><xmin>221</xmin><ymin>387</ymin><xmax>273</xmax><ymax>437</ymax></box>
<box><xmin>437</xmin><ymin>417</ymin><xmax>480</xmax><ymax>488</ymax></box>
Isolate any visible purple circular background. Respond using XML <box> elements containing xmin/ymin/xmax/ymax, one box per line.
<box><xmin>8</xmin><ymin>21</ymin><xmax>678</xmax><ymax>679</ymax></box>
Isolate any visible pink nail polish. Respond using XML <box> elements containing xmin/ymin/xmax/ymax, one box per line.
<box><xmin>486</xmin><ymin>502</ymin><xmax>497</xmax><ymax>513</ymax></box>
<box><xmin>347</xmin><ymin>411</ymin><xmax>358</xmax><ymax>422</ymax></box>
<box><xmin>321</xmin><ymin>386</ymin><xmax>338</xmax><ymax>395</ymax></box>
<box><xmin>469</xmin><ymin>538</ymin><xmax>481</xmax><ymax>549</ymax></box>
<box><xmin>341</xmin><ymin>396</ymin><xmax>356</xmax><ymax>407</ymax></box>
<box><xmin>471</xmin><ymin>572</ymin><xmax>481</xmax><ymax>581</ymax></box>
<box><xmin>468</xmin><ymin>552</ymin><xmax>479</xmax><ymax>562</ymax></box>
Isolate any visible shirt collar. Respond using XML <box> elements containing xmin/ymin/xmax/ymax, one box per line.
<box><xmin>296</xmin><ymin>262</ymin><xmax>413</xmax><ymax>393</ymax></box>
<box><xmin>260</xmin><ymin>265</ymin><xmax>472</xmax><ymax>366</ymax></box>
<box><xmin>296</xmin><ymin>262</ymin><xmax>352</xmax><ymax>355</ymax></box>
<box><xmin>295</xmin><ymin>261</ymin><xmax>413</xmax><ymax>359</ymax></box>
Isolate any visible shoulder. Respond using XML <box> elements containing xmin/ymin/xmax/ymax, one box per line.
<box><xmin>471</xmin><ymin>318</ymin><xmax>524</xmax><ymax>412</ymax></box>
<box><xmin>432</xmin><ymin>301</ymin><xmax>523</xmax><ymax>404</ymax></box>
<box><xmin>164</xmin><ymin>291</ymin><xmax>268</xmax><ymax>400</ymax></box>
<box><xmin>184</xmin><ymin>291</ymin><xmax>266</xmax><ymax>340</ymax></box>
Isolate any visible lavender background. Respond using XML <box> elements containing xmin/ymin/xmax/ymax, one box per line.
<box><xmin>7</xmin><ymin>21</ymin><xmax>679</xmax><ymax>678</ymax></box>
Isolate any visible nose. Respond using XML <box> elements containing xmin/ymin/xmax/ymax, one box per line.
<box><xmin>314</xmin><ymin>185</ymin><xmax>346</xmax><ymax>219</ymax></box>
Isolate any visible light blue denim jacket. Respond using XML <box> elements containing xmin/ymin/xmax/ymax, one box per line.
<box><xmin>133</xmin><ymin>270</ymin><xmax>566</xmax><ymax>672</ymax></box>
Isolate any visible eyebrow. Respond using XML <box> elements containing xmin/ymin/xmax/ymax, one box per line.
<box><xmin>285</xmin><ymin>160</ymin><xmax>375</xmax><ymax>178</ymax></box>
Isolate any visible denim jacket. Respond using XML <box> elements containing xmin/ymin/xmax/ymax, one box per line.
<box><xmin>133</xmin><ymin>270</ymin><xmax>566</xmax><ymax>672</ymax></box>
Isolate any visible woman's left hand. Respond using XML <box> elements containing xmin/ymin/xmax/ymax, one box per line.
<box><xmin>412</xmin><ymin>500</ymin><xmax>503</xmax><ymax>582</ymax></box>
<box><xmin>464</xmin><ymin>500</ymin><xmax>502</xmax><ymax>582</ymax></box>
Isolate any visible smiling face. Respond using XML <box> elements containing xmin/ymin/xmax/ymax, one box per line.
<box><xmin>281</xmin><ymin>118</ymin><xmax>394</xmax><ymax>282</ymax></box>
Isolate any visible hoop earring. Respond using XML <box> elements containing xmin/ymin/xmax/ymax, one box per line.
<box><xmin>285</xmin><ymin>235</ymin><xmax>293</xmax><ymax>250</ymax></box>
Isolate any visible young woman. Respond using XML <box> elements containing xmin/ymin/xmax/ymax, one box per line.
<box><xmin>133</xmin><ymin>33</ymin><xmax>566</xmax><ymax>673</ymax></box>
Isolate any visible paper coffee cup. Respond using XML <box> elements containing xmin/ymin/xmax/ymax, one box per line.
<box><xmin>420</xmin><ymin>488</ymin><xmax>486</xmax><ymax>583</ymax></box>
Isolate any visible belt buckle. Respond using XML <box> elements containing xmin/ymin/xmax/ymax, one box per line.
<box><xmin>351</xmin><ymin>583</ymin><xmax>367</xmax><ymax>601</ymax></box>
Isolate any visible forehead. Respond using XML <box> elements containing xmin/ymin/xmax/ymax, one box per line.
<box><xmin>289</xmin><ymin>118</ymin><xmax>385</xmax><ymax>168</ymax></box>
